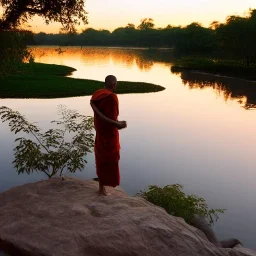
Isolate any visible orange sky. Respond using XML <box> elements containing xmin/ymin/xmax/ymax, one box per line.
<box><xmin>21</xmin><ymin>0</ymin><xmax>256</xmax><ymax>33</ymax></box>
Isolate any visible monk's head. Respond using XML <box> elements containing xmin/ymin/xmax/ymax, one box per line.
<box><xmin>105</xmin><ymin>75</ymin><xmax>117</xmax><ymax>91</ymax></box>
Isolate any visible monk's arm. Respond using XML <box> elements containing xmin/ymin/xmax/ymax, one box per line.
<box><xmin>90</xmin><ymin>101</ymin><xmax>119</xmax><ymax>126</ymax></box>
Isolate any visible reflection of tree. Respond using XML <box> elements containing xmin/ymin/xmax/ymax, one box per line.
<box><xmin>135</xmin><ymin>57</ymin><xmax>154</xmax><ymax>71</ymax></box>
<box><xmin>0</xmin><ymin>105</ymin><xmax>94</xmax><ymax>178</ymax></box>
<box><xmin>110</xmin><ymin>49</ymin><xmax>136</xmax><ymax>68</ymax></box>
<box><xmin>32</xmin><ymin>47</ymin><xmax>174</xmax><ymax>72</ymax></box>
<box><xmin>172</xmin><ymin>70</ymin><xmax>256</xmax><ymax>110</ymax></box>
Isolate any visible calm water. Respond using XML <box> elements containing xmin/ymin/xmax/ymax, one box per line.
<box><xmin>1</xmin><ymin>46</ymin><xmax>256</xmax><ymax>248</ymax></box>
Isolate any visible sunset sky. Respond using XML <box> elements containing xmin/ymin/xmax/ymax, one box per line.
<box><xmin>28</xmin><ymin>0</ymin><xmax>256</xmax><ymax>33</ymax></box>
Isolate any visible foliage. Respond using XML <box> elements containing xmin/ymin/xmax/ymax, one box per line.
<box><xmin>0</xmin><ymin>105</ymin><xmax>94</xmax><ymax>178</ymax></box>
<box><xmin>0</xmin><ymin>0</ymin><xmax>88</xmax><ymax>32</ymax></box>
<box><xmin>172</xmin><ymin>23</ymin><xmax>216</xmax><ymax>55</ymax></box>
<box><xmin>138</xmin><ymin>184</ymin><xmax>225</xmax><ymax>225</ymax></box>
<box><xmin>0</xmin><ymin>63</ymin><xmax>165</xmax><ymax>98</ymax></box>
<box><xmin>137</xmin><ymin>18</ymin><xmax>155</xmax><ymax>30</ymax></box>
<box><xmin>215</xmin><ymin>9</ymin><xmax>256</xmax><ymax>67</ymax></box>
<box><xmin>0</xmin><ymin>30</ymin><xmax>33</xmax><ymax>76</ymax></box>
<box><xmin>171</xmin><ymin>57</ymin><xmax>256</xmax><ymax>81</ymax></box>
<box><xmin>126</xmin><ymin>23</ymin><xmax>135</xmax><ymax>29</ymax></box>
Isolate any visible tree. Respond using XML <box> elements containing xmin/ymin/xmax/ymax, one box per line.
<box><xmin>209</xmin><ymin>21</ymin><xmax>220</xmax><ymax>30</ymax></box>
<box><xmin>216</xmin><ymin>9</ymin><xmax>256</xmax><ymax>67</ymax></box>
<box><xmin>125</xmin><ymin>23</ymin><xmax>135</xmax><ymax>29</ymax></box>
<box><xmin>0</xmin><ymin>29</ymin><xmax>33</xmax><ymax>76</ymax></box>
<box><xmin>0</xmin><ymin>0</ymin><xmax>88</xmax><ymax>32</ymax></box>
<box><xmin>172</xmin><ymin>22</ymin><xmax>215</xmax><ymax>55</ymax></box>
<box><xmin>137</xmin><ymin>18</ymin><xmax>155</xmax><ymax>30</ymax></box>
<box><xmin>79</xmin><ymin>28</ymin><xmax>111</xmax><ymax>45</ymax></box>
<box><xmin>0</xmin><ymin>105</ymin><xmax>94</xmax><ymax>178</ymax></box>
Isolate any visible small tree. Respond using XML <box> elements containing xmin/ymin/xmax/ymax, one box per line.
<box><xmin>0</xmin><ymin>105</ymin><xmax>94</xmax><ymax>178</ymax></box>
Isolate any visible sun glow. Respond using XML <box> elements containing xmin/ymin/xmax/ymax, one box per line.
<box><xmin>26</xmin><ymin>0</ymin><xmax>256</xmax><ymax>33</ymax></box>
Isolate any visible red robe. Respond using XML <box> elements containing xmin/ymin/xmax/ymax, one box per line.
<box><xmin>91</xmin><ymin>89</ymin><xmax>120</xmax><ymax>187</ymax></box>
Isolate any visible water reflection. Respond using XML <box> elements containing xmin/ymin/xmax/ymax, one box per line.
<box><xmin>172</xmin><ymin>70</ymin><xmax>256</xmax><ymax>110</ymax></box>
<box><xmin>30</xmin><ymin>46</ymin><xmax>172</xmax><ymax>72</ymax></box>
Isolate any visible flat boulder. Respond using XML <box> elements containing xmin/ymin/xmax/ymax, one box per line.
<box><xmin>0</xmin><ymin>178</ymin><xmax>255</xmax><ymax>256</ymax></box>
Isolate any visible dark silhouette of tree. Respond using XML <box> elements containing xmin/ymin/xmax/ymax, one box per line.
<box><xmin>0</xmin><ymin>0</ymin><xmax>88</xmax><ymax>32</ymax></box>
<box><xmin>137</xmin><ymin>18</ymin><xmax>155</xmax><ymax>30</ymax></box>
<box><xmin>172</xmin><ymin>22</ymin><xmax>216</xmax><ymax>55</ymax></box>
<box><xmin>0</xmin><ymin>29</ymin><xmax>33</xmax><ymax>76</ymax></box>
<box><xmin>79</xmin><ymin>28</ymin><xmax>111</xmax><ymax>46</ymax></box>
<box><xmin>215</xmin><ymin>9</ymin><xmax>256</xmax><ymax>67</ymax></box>
<box><xmin>126</xmin><ymin>23</ymin><xmax>135</xmax><ymax>29</ymax></box>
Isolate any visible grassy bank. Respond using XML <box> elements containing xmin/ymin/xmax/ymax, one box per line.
<box><xmin>0</xmin><ymin>63</ymin><xmax>165</xmax><ymax>98</ymax></box>
<box><xmin>171</xmin><ymin>58</ymin><xmax>256</xmax><ymax>81</ymax></box>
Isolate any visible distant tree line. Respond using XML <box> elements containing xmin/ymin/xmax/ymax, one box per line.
<box><xmin>30</xmin><ymin>10</ymin><xmax>256</xmax><ymax>67</ymax></box>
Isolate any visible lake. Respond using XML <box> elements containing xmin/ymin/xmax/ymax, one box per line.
<box><xmin>1</xmin><ymin>46</ymin><xmax>256</xmax><ymax>248</ymax></box>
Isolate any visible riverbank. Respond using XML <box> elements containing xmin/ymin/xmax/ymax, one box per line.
<box><xmin>171</xmin><ymin>58</ymin><xmax>256</xmax><ymax>81</ymax></box>
<box><xmin>0</xmin><ymin>63</ymin><xmax>165</xmax><ymax>98</ymax></box>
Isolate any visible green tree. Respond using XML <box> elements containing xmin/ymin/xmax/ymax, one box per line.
<box><xmin>0</xmin><ymin>105</ymin><xmax>94</xmax><ymax>178</ymax></box>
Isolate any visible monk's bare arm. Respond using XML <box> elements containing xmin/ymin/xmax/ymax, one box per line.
<box><xmin>90</xmin><ymin>101</ymin><xmax>117</xmax><ymax>125</ymax></box>
<box><xmin>90</xmin><ymin>101</ymin><xmax>127</xmax><ymax>129</ymax></box>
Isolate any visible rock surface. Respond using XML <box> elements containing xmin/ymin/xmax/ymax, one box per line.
<box><xmin>0</xmin><ymin>178</ymin><xmax>255</xmax><ymax>256</ymax></box>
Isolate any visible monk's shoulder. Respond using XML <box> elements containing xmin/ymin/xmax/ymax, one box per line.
<box><xmin>109</xmin><ymin>93</ymin><xmax>119</xmax><ymax>102</ymax></box>
<box><xmin>92</xmin><ymin>89</ymin><xmax>104</xmax><ymax>96</ymax></box>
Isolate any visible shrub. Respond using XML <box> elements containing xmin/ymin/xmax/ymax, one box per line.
<box><xmin>0</xmin><ymin>105</ymin><xmax>94</xmax><ymax>178</ymax></box>
<box><xmin>138</xmin><ymin>184</ymin><xmax>225</xmax><ymax>225</ymax></box>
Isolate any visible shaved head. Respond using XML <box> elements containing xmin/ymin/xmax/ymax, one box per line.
<box><xmin>105</xmin><ymin>75</ymin><xmax>117</xmax><ymax>90</ymax></box>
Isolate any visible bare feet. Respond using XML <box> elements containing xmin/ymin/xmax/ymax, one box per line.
<box><xmin>99</xmin><ymin>188</ymin><xmax>111</xmax><ymax>196</ymax></box>
<box><xmin>98</xmin><ymin>182</ymin><xmax>111</xmax><ymax>196</ymax></box>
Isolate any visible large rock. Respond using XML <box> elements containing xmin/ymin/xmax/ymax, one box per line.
<box><xmin>0</xmin><ymin>178</ymin><xmax>255</xmax><ymax>256</ymax></box>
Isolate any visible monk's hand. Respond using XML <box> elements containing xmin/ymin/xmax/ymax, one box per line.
<box><xmin>116</xmin><ymin>121</ymin><xmax>127</xmax><ymax>130</ymax></box>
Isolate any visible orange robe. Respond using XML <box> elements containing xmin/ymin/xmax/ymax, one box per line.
<box><xmin>91</xmin><ymin>89</ymin><xmax>120</xmax><ymax>187</ymax></box>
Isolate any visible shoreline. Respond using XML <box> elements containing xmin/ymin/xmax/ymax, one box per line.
<box><xmin>28</xmin><ymin>45</ymin><xmax>174</xmax><ymax>50</ymax></box>
<box><xmin>171</xmin><ymin>65</ymin><xmax>256</xmax><ymax>83</ymax></box>
<box><xmin>0</xmin><ymin>63</ymin><xmax>165</xmax><ymax>99</ymax></box>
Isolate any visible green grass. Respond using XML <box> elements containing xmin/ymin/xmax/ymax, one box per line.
<box><xmin>0</xmin><ymin>63</ymin><xmax>165</xmax><ymax>98</ymax></box>
<box><xmin>171</xmin><ymin>57</ymin><xmax>256</xmax><ymax>81</ymax></box>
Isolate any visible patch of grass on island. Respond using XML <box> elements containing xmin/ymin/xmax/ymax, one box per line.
<box><xmin>171</xmin><ymin>57</ymin><xmax>256</xmax><ymax>81</ymax></box>
<box><xmin>0</xmin><ymin>63</ymin><xmax>165</xmax><ymax>98</ymax></box>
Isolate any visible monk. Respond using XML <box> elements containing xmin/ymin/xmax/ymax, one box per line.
<box><xmin>90</xmin><ymin>75</ymin><xmax>127</xmax><ymax>195</ymax></box>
